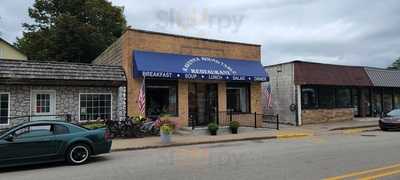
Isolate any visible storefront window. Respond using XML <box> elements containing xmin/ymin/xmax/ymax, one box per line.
<box><xmin>361</xmin><ymin>89</ymin><xmax>372</xmax><ymax>116</ymax></box>
<box><xmin>336</xmin><ymin>88</ymin><xmax>351</xmax><ymax>107</ymax></box>
<box><xmin>394</xmin><ymin>89</ymin><xmax>400</xmax><ymax>109</ymax></box>
<box><xmin>227</xmin><ymin>83</ymin><xmax>250</xmax><ymax>113</ymax></box>
<box><xmin>80</xmin><ymin>94</ymin><xmax>112</xmax><ymax>121</ymax></box>
<box><xmin>319</xmin><ymin>87</ymin><xmax>335</xmax><ymax>108</ymax></box>
<box><xmin>301</xmin><ymin>87</ymin><xmax>318</xmax><ymax>108</ymax></box>
<box><xmin>146</xmin><ymin>81</ymin><xmax>178</xmax><ymax>116</ymax></box>
<box><xmin>352</xmin><ymin>88</ymin><xmax>360</xmax><ymax>116</ymax></box>
<box><xmin>383</xmin><ymin>88</ymin><xmax>393</xmax><ymax>113</ymax></box>
<box><xmin>372</xmin><ymin>88</ymin><xmax>382</xmax><ymax>116</ymax></box>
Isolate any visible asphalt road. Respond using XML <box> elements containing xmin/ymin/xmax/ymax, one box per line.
<box><xmin>1</xmin><ymin>130</ymin><xmax>400</xmax><ymax>180</ymax></box>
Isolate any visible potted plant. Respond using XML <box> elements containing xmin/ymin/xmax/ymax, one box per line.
<box><xmin>208</xmin><ymin>122</ymin><xmax>219</xmax><ymax>135</ymax></box>
<box><xmin>229</xmin><ymin>121</ymin><xmax>240</xmax><ymax>134</ymax></box>
<box><xmin>155</xmin><ymin>117</ymin><xmax>178</xmax><ymax>144</ymax></box>
<box><xmin>160</xmin><ymin>124</ymin><xmax>173</xmax><ymax>143</ymax></box>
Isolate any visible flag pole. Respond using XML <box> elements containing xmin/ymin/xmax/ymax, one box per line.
<box><xmin>143</xmin><ymin>75</ymin><xmax>146</xmax><ymax>116</ymax></box>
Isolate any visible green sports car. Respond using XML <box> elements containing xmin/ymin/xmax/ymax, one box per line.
<box><xmin>0</xmin><ymin>121</ymin><xmax>112</xmax><ymax>168</ymax></box>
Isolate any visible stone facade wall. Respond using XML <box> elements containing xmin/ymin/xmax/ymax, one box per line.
<box><xmin>0</xmin><ymin>85</ymin><xmax>120</xmax><ymax>129</ymax></box>
<box><xmin>301</xmin><ymin>108</ymin><xmax>354</xmax><ymax>124</ymax></box>
<box><xmin>116</xmin><ymin>86</ymin><xmax>127</xmax><ymax>121</ymax></box>
<box><xmin>0</xmin><ymin>85</ymin><xmax>31</xmax><ymax>128</ymax></box>
<box><xmin>262</xmin><ymin>63</ymin><xmax>297</xmax><ymax>125</ymax></box>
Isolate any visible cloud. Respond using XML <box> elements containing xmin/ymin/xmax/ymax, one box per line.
<box><xmin>1</xmin><ymin>0</ymin><xmax>399</xmax><ymax>68</ymax></box>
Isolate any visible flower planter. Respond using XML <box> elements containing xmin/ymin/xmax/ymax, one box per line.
<box><xmin>231</xmin><ymin>128</ymin><xmax>238</xmax><ymax>134</ymax></box>
<box><xmin>160</xmin><ymin>132</ymin><xmax>172</xmax><ymax>144</ymax></box>
<box><xmin>210</xmin><ymin>131</ymin><xmax>217</xmax><ymax>136</ymax></box>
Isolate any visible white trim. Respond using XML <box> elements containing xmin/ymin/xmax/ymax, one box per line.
<box><xmin>0</xmin><ymin>92</ymin><xmax>11</xmax><ymax>126</ymax></box>
<box><xmin>29</xmin><ymin>86</ymin><xmax>32</xmax><ymax>121</ymax></box>
<box><xmin>296</xmin><ymin>85</ymin><xmax>302</xmax><ymax>126</ymax></box>
<box><xmin>31</xmin><ymin>90</ymin><xmax>57</xmax><ymax>119</ymax></box>
<box><xmin>78</xmin><ymin>93</ymin><xmax>113</xmax><ymax>122</ymax></box>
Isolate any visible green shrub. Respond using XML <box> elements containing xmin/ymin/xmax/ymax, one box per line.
<box><xmin>160</xmin><ymin>124</ymin><xmax>173</xmax><ymax>134</ymax></box>
<box><xmin>208</xmin><ymin>122</ymin><xmax>219</xmax><ymax>135</ymax></box>
<box><xmin>82</xmin><ymin>123</ymin><xmax>106</xmax><ymax>129</ymax></box>
<box><xmin>229</xmin><ymin>121</ymin><xmax>240</xmax><ymax>129</ymax></box>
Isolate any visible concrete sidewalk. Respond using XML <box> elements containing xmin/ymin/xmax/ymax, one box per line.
<box><xmin>111</xmin><ymin>129</ymin><xmax>311</xmax><ymax>152</ymax></box>
<box><xmin>111</xmin><ymin>119</ymin><xmax>379</xmax><ymax>152</ymax></box>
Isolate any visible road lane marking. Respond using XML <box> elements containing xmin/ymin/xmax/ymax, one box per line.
<box><xmin>324</xmin><ymin>163</ymin><xmax>400</xmax><ymax>180</ymax></box>
<box><xmin>276</xmin><ymin>131</ymin><xmax>313</xmax><ymax>139</ymax></box>
<box><xmin>343</xmin><ymin>128</ymin><xmax>370</xmax><ymax>135</ymax></box>
<box><xmin>360</xmin><ymin>169</ymin><xmax>400</xmax><ymax>180</ymax></box>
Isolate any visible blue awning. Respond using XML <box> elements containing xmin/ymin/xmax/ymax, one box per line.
<box><xmin>133</xmin><ymin>51</ymin><xmax>268</xmax><ymax>82</ymax></box>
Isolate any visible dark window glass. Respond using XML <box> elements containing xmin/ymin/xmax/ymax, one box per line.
<box><xmin>372</xmin><ymin>88</ymin><xmax>382</xmax><ymax>116</ymax></box>
<box><xmin>361</xmin><ymin>89</ymin><xmax>371</xmax><ymax>116</ymax></box>
<box><xmin>227</xmin><ymin>84</ymin><xmax>250</xmax><ymax>113</ymax></box>
<box><xmin>352</xmin><ymin>88</ymin><xmax>360</xmax><ymax>116</ymax></box>
<box><xmin>394</xmin><ymin>89</ymin><xmax>400</xmax><ymax>109</ymax></box>
<box><xmin>36</xmin><ymin>94</ymin><xmax>50</xmax><ymax>113</ymax></box>
<box><xmin>336</xmin><ymin>88</ymin><xmax>351</xmax><ymax>107</ymax></box>
<box><xmin>54</xmin><ymin>124</ymin><xmax>69</xmax><ymax>135</ymax></box>
<box><xmin>383</xmin><ymin>89</ymin><xmax>393</xmax><ymax>113</ymax></box>
<box><xmin>146</xmin><ymin>81</ymin><xmax>178</xmax><ymax>116</ymax></box>
<box><xmin>0</xmin><ymin>94</ymin><xmax>9</xmax><ymax>124</ymax></box>
<box><xmin>14</xmin><ymin>125</ymin><xmax>52</xmax><ymax>138</ymax></box>
<box><xmin>301</xmin><ymin>87</ymin><xmax>318</xmax><ymax>108</ymax></box>
<box><xmin>80</xmin><ymin>94</ymin><xmax>112</xmax><ymax>121</ymax></box>
<box><xmin>319</xmin><ymin>87</ymin><xmax>335</xmax><ymax>108</ymax></box>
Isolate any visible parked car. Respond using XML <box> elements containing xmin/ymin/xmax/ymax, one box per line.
<box><xmin>0</xmin><ymin>121</ymin><xmax>112</xmax><ymax>168</ymax></box>
<box><xmin>379</xmin><ymin>109</ymin><xmax>400</xmax><ymax>131</ymax></box>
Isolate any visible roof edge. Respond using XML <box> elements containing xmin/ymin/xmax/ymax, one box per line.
<box><xmin>126</xmin><ymin>27</ymin><xmax>261</xmax><ymax>47</ymax></box>
<box><xmin>0</xmin><ymin>58</ymin><xmax>122</xmax><ymax>68</ymax></box>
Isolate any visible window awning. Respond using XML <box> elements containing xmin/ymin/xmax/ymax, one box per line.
<box><xmin>133</xmin><ymin>51</ymin><xmax>268</xmax><ymax>82</ymax></box>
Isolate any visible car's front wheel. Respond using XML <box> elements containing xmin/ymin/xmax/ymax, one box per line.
<box><xmin>66</xmin><ymin>143</ymin><xmax>91</xmax><ymax>165</ymax></box>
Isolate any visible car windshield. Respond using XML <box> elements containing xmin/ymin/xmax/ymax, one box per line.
<box><xmin>387</xmin><ymin>109</ymin><xmax>400</xmax><ymax>117</ymax></box>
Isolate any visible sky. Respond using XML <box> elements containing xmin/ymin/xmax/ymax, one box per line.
<box><xmin>0</xmin><ymin>0</ymin><xmax>399</xmax><ymax>67</ymax></box>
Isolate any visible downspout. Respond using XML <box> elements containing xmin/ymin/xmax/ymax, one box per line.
<box><xmin>296</xmin><ymin>85</ymin><xmax>302</xmax><ymax>126</ymax></box>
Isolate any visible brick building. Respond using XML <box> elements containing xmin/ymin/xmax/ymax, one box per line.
<box><xmin>94</xmin><ymin>28</ymin><xmax>268</xmax><ymax>127</ymax></box>
<box><xmin>263</xmin><ymin>61</ymin><xmax>400</xmax><ymax>125</ymax></box>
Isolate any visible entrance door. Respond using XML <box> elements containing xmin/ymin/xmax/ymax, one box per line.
<box><xmin>31</xmin><ymin>90</ymin><xmax>56</xmax><ymax>121</ymax></box>
<box><xmin>188</xmin><ymin>83</ymin><xmax>218</xmax><ymax>127</ymax></box>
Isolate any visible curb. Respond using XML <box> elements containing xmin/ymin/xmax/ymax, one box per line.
<box><xmin>111</xmin><ymin>133</ymin><xmax>309</xmax><ymax>152</ymax></box>
<box><xmin>329</xmin><ymin>124</ymin><xmax>378</xmax><ymax>131</ymax></box>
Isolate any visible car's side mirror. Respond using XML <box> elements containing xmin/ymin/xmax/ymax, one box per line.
<box><xmin>4</xmin><ymin>134</ymin><xmax>14</xmax><ymax>142</ymax></box>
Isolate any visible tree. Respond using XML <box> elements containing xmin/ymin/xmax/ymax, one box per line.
<box><xmin>388</xmin><ymin>57</ymin><xmax>400</xmax><ymax>70</ymax></box>
<box><xmin>15</xmin><ymin>0</ymin><xmax>126</xmax><ymax>63</ymax></box>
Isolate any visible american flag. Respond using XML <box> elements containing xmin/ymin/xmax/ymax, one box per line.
<box><xmin>265</xmin><ymin>84</ymin><xmax>272</xmax><ymax>110</ymax></box>
<box><xmin>138</xmin><ymin>77</ymin><xmax>146</xmax><ymax>115</ymax></box>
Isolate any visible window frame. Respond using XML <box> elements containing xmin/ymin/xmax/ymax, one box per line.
<box><xmin>301</xmin><ymin>86</ymin><xmax>319</xmax><ymax>109</ymax></box>
<box><xmin>0</xmin><ymin>92</ymin><xmax>10</xmax><ymax>126</ymax></box>
<box><xmin>145</xmin><ymin>79</ymin><xmax>179</xmax><ymax>117</ymax></box>
<box><xmin>78</xmin><ymin>93</ymin><xmax>113</xmax><ymax>122</ymax></box>
<box><xmin>335</xmin><ymin>87</ymin><xmax>352</xmax><ymax>108</ymax></box>
<box><xmin>226</xmin><ymin>83</ymin><xmax>251</xmax><ymax>114</ymax></box>
<box><xmin>301</xmin><ymin>85</ymin><xmax>356</xmax><ymax>109</ymax></box>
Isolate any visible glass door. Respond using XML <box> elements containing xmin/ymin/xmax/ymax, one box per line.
<box><xmin>31</xmin><ymin>90</ymin><xmax>56</xmax><ymax>121</ymax></box>
<box><xmin>188</xmin><ymin>83</ymin><xmax>218</xmax><ymax>127</ymax></box>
